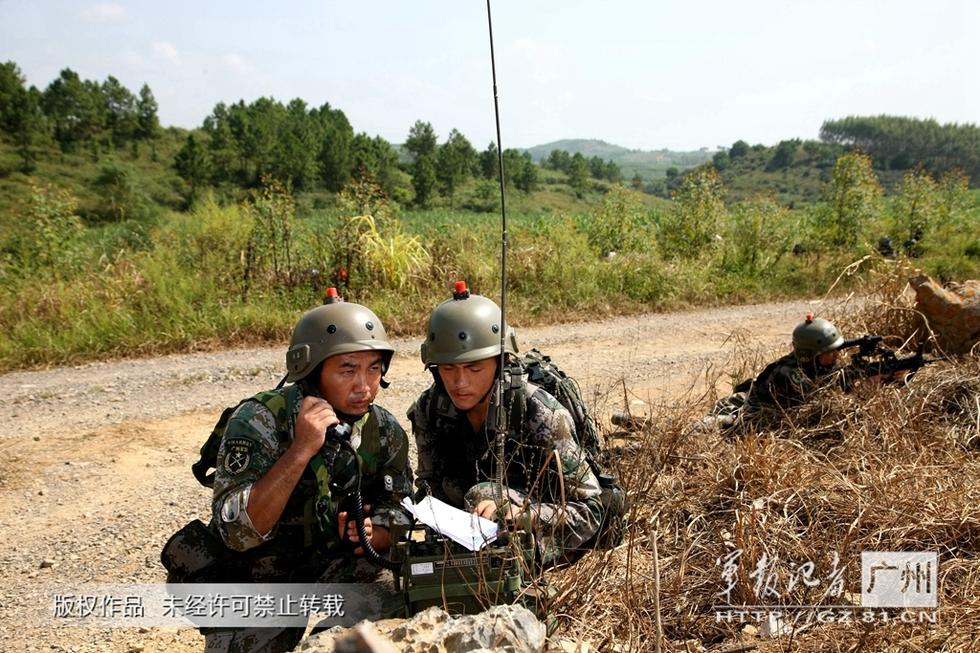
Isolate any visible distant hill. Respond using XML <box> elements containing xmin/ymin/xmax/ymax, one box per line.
<box><xmin>524</xmin><ymin>139</ymin><xmax>713</xmax><ymax>180</ymax></box>
<box><xmin>524</xmin><ymin>139</ymin><xmax>632</xmax><ymax>160</ymax></box>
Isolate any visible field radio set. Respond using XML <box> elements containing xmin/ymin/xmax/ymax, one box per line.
<box><xmin>383</xmin><ymin>524</ymin><xmax>545</xmax><ymax>618</ymax></box>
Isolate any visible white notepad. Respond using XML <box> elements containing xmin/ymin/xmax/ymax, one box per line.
<box><xmin>401</xmin><ymin>495</ymin><xmax>499</xmax><ymax>551</ymax></box>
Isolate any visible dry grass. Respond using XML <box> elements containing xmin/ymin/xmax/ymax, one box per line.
<box><xmin>549</xmin><ymin>261</ymin><xmax>980</xmax><ymax>652</ymax></box>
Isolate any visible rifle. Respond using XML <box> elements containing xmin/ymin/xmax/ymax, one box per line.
<box><xmin>839</xmin><ymin>335</ymin><xmax>938</xmax><ymax>380</ymax></box>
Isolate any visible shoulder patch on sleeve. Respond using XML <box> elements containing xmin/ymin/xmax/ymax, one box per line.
<box><xmin>221</xmin><ymin>438</ymin><xmax>255</xmax><ymax>475</ymax></box>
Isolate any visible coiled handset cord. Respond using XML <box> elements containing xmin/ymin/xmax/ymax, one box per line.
<box><xmin>326</xmin><ymin>423</ymin><xmax>402</xmax><ymax>571</ymax></box>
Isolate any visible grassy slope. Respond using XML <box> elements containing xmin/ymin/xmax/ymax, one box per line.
<box><xmin>0</xmin><ymin>134</ymin><xmax>977</xmax><ymax>372</ymax></box>
<box><xmin>0</xmin><ymin>129</ymin><xmax>188</xmax><ymax>226</ymax></box>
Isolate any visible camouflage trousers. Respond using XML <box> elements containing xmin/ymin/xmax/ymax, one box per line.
<box><xmin>163</xmin><ymin>519</ymin><xmax>403</xmax><ymax>652</ymax></box>
<box><xmin>200</xmin><ymin>558</ymin><xmax>395</xmax><ymax>653</ymax></box>
<box><xmin>693</xmin><ymin>390</ymin><xmax>750</xmax><ymax>433</ymax></box>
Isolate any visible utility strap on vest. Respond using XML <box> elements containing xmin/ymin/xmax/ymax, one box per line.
<box><xmin>307</xmin><ymin>449</ymin><xmax>340</xmax><ymax>549</ymax></box>
<box><xmin>505</xmin><ymin>362</ymin><xmax>527</xmax><ymax>442</ymax></box>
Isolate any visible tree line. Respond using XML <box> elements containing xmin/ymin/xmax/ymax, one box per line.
<box><xmin>0</xmin><ymin>62</ymin><xmax>590</xmax><ymax>210</ymax></box>
<box><xmin>542</xmin><ymin>148</ymin><xmax>623</xmax><ymax>186</ymax></box>
<box><xmin>174</xmin><ymin>108</ymin><xmax>547</xmax><ymax>208</ymax></box>
<box><xmin>820</xmin><ymin>115</ymin><xmax>980</xmax><ymax>182</ymax></box>
<box><xmin>0</xmin><ymin>62</ymin><xmax>160</xmax><ymax>171</ymax></box>
<box><xmin>7</xmin><ymin>60</ymin><xmax>976</xmax><ymax>211</ymax></box>
<box><xmin>400</xmin><ymin>119</ymin><xmax>541</xmax><ymax>208</ymax></box>
<box><xmin>174</xmin><ymin>97</ymin><xmax>396</xmax><ymax>196</ymax></box>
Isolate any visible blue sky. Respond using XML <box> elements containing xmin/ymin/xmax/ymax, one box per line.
<box><xmin>1</xmin><ymin>1</ymin><xmax>977</xmax><ymax>151</ymax></box>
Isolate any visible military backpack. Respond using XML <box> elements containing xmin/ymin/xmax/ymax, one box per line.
<box><xmin>505</xmin><ymin>349</ymin><xmax>628</xmax><ymax>550</ymax></box>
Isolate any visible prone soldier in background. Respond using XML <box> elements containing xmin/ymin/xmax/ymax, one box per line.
<box><xmin>162</xmin><ymin>292</ymin><xmax>413</xmax><ymax>653</ymax></box>
<box><xmin>698</xmin><ymin>313</ymin><xmax>919</xmax><ymax>433</ymax></box>
<box><xmin>699</xmin><ymin>314</ymin><xmax>853</xmax><ymax>432</ymax></box>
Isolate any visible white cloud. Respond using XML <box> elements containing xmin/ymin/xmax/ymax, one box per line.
<box><xmin>221</xmin><ymin>53</ymin><xmax>251</xmax><ymax>75</ymax></box>
<box><xmin>83</xmin><ymin>3</ymin><xmax>126</xmax><ymax>21</ymax></box>
<box><xmin>152</xmin><ymin>41</ymin><xmax>180</xmax><ymax>64</ymax></box>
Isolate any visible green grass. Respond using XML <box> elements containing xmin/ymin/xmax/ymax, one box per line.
<box><xmin>1</xmin><ymin>138</ymin><xmax>978</xmax><ymax>372</ymax></box>
<box><xmin>5</xmin><ymin>188</ymin><xmax>976</xmax><ymax>372</ymax></box>
<box><xmin>0</xmin><ymin>129</ymin><xmax>187</xmax><ymax>233</ymax></box>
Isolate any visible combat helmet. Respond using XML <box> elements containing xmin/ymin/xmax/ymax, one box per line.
<box><xmin>792</xmin><ymin>312</ymin><xmax>844</xmax><ymax>362</ymax></box>
<box><xmin>421</xmin><ymin>281</ymin><xmax>518</xmax><ymax>367</ymax></box>
<box><xmin>285</xmin><ymin>288</ymin><xmax>394</xmax><ymax>383</ymax></box>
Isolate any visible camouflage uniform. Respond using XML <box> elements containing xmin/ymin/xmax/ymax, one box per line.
<box><xmin>747</xmin><ymin>354</ymin><xmax>854</xmax><ymax>409</ymax></box>
<box><xmin>409</xmin><ymin>381</ymin><xmax>604</xmax><ymax>566</ymax></box>
<box><xmin>702</xmin><ymin>354</ymin><xmax>848</xmax><ymax>431</ymax></box>
<box><xmin>204</xmin><ymin>382</ymin><xmax>412</xmax><ymax>652</ymax></box>
<box><xmin>746</xmin><ymin>354</ymin><xmax>819</xmax><ymax>409</ymax></box>
<box><xmin>212</xmin><ymin>382</ymin><xmax>413</xmax><ymax>570</ymax></box>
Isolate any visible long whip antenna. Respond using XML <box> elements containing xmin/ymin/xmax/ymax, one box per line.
<box><xmin>486</xmin><ymin>0</ymin><xmax>509</xmax><ymax>509</ymax></box>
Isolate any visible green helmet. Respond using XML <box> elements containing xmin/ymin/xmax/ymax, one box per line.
<box><xmin>792</xmin><ymin>313</ymin><xmax>844</xmax><ymax>362</ymax></box>
<box><xmin>420</xmin><ymin>281</ymin><xmax>518</xmax><ymax>366</ymax></box>
<box><xmin>285</xmin><ymin>296</ymin><xmax>394</xmax><ymax>382</ymax></box>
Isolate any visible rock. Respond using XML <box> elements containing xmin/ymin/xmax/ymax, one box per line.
<box><xmin>388</xmin><ymin>606</ymin><xmax>449</xmax><ymax>642</ymax></box>
<box><xmin>910</xmin><ymin>274</ymin><xmax>980</xmax><ymax>354</ymax></box>
<box><xmin>39</xmin><ymin>559</ymin><xmax>56</xmax><ymax>568</ymax></box>
<box><xmin>741</xmin><ymin>624</ymin><xmax>758</xmax><ymax>637</ymax></box>
<box><xmin>759</xmin><ymin>611</ymin><xmax>792</xmax><ymax>637</ymax></box>
<box><xmin>443</xmin><ymin>605</ymin><xmax>546</xmax><ymax>652</ymax></box>
<box><xmin>303</xmin><ymin>605</ymin><xmax>546</xmax><ymax>653</ymax></box>
<box><xmin>333</xmin><ymin>623</ymin><xmax>399</xmax><ymax>653</ymax></box>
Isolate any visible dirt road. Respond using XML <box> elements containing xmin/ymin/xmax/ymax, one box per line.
<box><xmin>0</xmin><ymin>299</ymin><xmax>817</xmax><ymax>651</ymax></box>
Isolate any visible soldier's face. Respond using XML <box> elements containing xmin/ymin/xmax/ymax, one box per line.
<box><xmin>816</xmin><ymin>350</ymin><xmax>839</xmax><ymax>367</ymax></box>
<box><xmin>319</xmin><ymin>351</ymin><xmax>383</xmax><ymax>416</ymax></box>
<box><xmin>437</xmin><ymin>357</ymin><xmax>497</xmax><ymax>412</ymax></box>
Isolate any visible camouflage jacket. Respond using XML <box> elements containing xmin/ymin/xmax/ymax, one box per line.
<box><xmin>747</xmin><ymin>354</ymin><xmax>848</xmax><ymax>410</ymax></box>
<box><xmin>408</xmin><ymin>381</ymin><xmax>603</xmax><ymax>565</ymax></box>
<box><xmin>211</xmin><ymin>383</ymin><xmax>413</xmax><ymax>579</ymax></box>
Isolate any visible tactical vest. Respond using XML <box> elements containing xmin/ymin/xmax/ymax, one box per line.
<box><xmin>422</xmin><ymin>382</ymin><xmax>559</xmax><ymax>507</ymax></box>
<box><xmin>165</xmin><ymin>387</ymin><xmax>401</xmax><ymax>583</ymax></box>
<box><xmin>423</xmin><ymin>355</ymin><xmax>627</xmax><ymax>550</ymax></box>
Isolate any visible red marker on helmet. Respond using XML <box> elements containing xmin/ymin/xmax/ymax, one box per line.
<box><xmin>323</xmin><ymin>287</ymin><xmax>343</xmax><ymax>305</ymax></box>
<box><xmin>453</xmin><ymin>280</ymin><xmax>470</xmax><ymax>300</ymax></box>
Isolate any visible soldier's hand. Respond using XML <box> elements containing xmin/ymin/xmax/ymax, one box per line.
<box><xmin>338</xmin><ymin>506</ymin><xmax>372</xmax><ymax>555</ymax></box>
<box><xmin>473</xmin><ymin>499</ymin><xmax>523</xmax><ymax>522</ymax></box>
<box><xmin>293</xmin><ymin>396</ymin><xmax>339</xmax><ymax>459</ymax></box>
